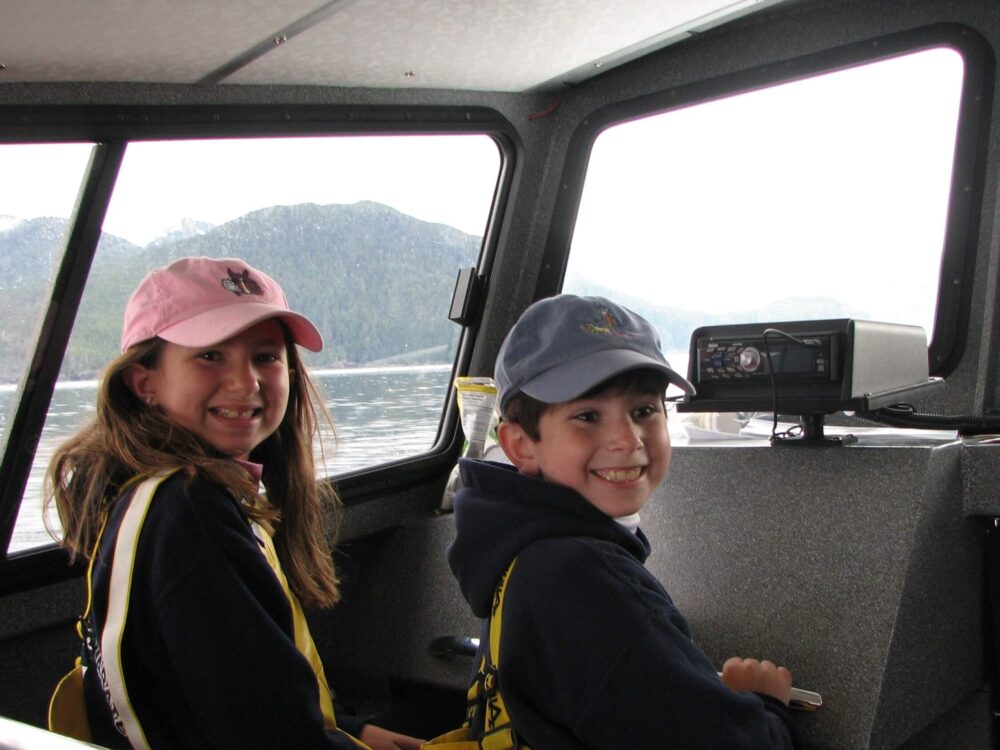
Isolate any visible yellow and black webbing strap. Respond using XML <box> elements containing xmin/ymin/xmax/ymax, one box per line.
<box><xmin>74</xmin><ymin>512</ymin><xmax>109</xmax><ymax>641</ymax></box>
<box><xmin>425</xmin><ymin>559</ymin><xmax>529</xmax><ymax>750</ymax></box>
<box><xmin>478</xmin><ymin>558</ymin><xmax>531</xmax><ymax>750</ymax></box>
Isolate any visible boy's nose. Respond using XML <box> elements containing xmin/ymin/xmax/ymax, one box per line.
<box><xmin>607</xmin><ymin>417</ymin><xmax>643</xmax><ymax>451</ymax></box>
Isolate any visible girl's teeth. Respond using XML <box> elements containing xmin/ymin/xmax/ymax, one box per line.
<box><xmin>216</xmin><ymin>408</ymin><xmax>254</xmax><ymax>419</ymax></box>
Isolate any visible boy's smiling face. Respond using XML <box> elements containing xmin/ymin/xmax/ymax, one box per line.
<box><xmin>499</xmin><ymin>387</ymin><xmax>670</xmax><ymax>518</ymax></box>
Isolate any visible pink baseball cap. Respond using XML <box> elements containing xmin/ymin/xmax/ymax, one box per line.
<box><xmin>120</xmin><ymin>256</ymin><xmax>323</xmax><ymax>352</ymax></box>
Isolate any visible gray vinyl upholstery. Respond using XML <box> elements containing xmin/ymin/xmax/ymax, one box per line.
<box><xmin>329</xmin><ymin>434</ymin><xmax>991</xmax><ymax>749</ymax></box>
<box><xmin>646</xmin><ymin>437</ymin><xmax>986</xmax><ymax>749</ymax></box>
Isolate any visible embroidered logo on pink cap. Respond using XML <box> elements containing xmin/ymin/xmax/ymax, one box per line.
<box><xmin>120</xmin><ymin>256</ymin><xmax>323</xmax><ymax>353</ymax></box>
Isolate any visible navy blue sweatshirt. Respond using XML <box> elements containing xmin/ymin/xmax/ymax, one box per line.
<box><xmin>81</xmin><ymin>471</ymin><xmax>365</xmax><ymax>750</ymax></box>
<box><xmin>447</xmin><ymin>459</ymin><xmax>794</xmax><ymax>750</ymax></box>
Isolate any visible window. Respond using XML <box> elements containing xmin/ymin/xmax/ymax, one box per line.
<box><xmin>0</xmin><ymin>143</ymin><xmax>96</xmax><ymax>552</ymax></box>
<box><xmin>0</xmin><ymin>143</ymin><xmax>95</xmax><ymax>451</ymax></box>
<box><xmin>6</xmin><ymin>134</ymin><xmax>501</xmax><ymax>554</ymax></box>
<box><xmin>564</xmin><ymin>47</ymin><xmax>964</xmax><ymax>439</ymax></box>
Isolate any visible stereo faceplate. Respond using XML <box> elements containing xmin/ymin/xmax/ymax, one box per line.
<box><xmin>678</xmin><ymin>319</ymin><xmax>939</xmax><ymax>414</ymax></box>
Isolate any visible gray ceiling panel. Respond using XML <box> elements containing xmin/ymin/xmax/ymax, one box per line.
<box><xmin>0</xmin><ymin>0</ymin><xmax>783</xmax><ymax>91</ymax></box>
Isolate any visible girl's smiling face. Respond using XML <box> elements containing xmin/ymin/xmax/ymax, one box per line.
<box><xmin>500</xmin><ymin>387</ymin><xmax>670</xmax><ymax>518</ymax></box>
<box><xmin>126</xmin><ymin>319</ymin><xmax>290</xmax><ymax>460</ymax></box>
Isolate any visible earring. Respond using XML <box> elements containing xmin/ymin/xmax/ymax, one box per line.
<box><xmin>144</xmin><ymin>396</ymin><xmax>153</xmax><ymax>405</ymax></box>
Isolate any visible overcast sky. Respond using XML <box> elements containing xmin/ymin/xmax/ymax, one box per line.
<box><xmin>567</xmin><ymin>46</ymin><xmax>963</xmax><ymax>333</ymax></box>
<box><xmin>0</xmin><ymin>134</ymin><xmax>500</xmax><ymax>244</ymax></box>
<box><xmin>1</xmin><ymin>46</ymin><xmax>963</xmax><ymax>338</ymax></box>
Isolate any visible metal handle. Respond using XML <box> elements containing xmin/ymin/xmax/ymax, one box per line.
<box><xmin>717</xmin><ymin>672</ymin><xmax>822</xmax><ymax>711</ymax></box>
<box><xmin>789</xmin><ymin>686</ymin><xmax>823</xmax><ymax>711</ymax></box>
<box><xmin>428</xmin><ymin>640</ymin><xmax>822</xmax><ymax>710</ymax></box>
<box><xmin>430</xmin><ymin>635</ymin><xmax>480</xmax><ymax>658</ymax></box>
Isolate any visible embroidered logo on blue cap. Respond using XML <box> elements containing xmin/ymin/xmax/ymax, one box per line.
<box><xmin>583</xmin><ymin>306</ymin><xmax>638</xmax><ymax>338</ymax></box>
<box><xmin>495</xmin><ymin>294</ymin><xmax>695</xmax><ymax>411</ymax></box>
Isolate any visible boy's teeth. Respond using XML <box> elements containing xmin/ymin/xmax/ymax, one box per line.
<box><xmin>596</xmin><ymin>467</ymin><xmax>642</xmax><ymax>482</ymax></box>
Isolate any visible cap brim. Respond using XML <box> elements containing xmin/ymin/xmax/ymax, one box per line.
<box><xmin>519</xmin><ymin>349</ymin><xmax>695</xmax><ymax>404</ymax></box>
<box><xmin>157</xmin><ymin>302</ymin><xmax>324</xmax><ymax>352</ymax></box>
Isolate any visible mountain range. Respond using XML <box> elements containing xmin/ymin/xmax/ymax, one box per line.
<box><xmin>0</xmin><ymin>202</ymin><xmax>480</xmax><ymax>381</ymax></box>
<box><xmin>0</xmin><ymin>201</ymin><xmax>864</xmax><ymax>383</ymax></box>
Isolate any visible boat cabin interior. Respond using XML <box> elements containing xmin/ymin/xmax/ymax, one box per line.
<box><xmin>1</xmin><ymin>1</ymin><xmax>1000</xmax><ymax>748</ymax></box>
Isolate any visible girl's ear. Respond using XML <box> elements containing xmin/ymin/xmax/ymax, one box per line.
<box><xmin>123</xmin><ymin>363</ymin><xmax>156</xmax><ymax>406</ymax></box>
<box><xmin>497</xmin><ymin>420</ymin><xmax>541</xmax><ymax>476</ymax></box>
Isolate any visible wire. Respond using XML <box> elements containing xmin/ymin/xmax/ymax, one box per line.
<box><xmin>750</xmin><ymin>328</ymin><xmax>999</xmax><ymax>439</ymax></box>
<box><xmin>762</xmin><ymin>328</ymin><xmax>815</xmax><ymax>441</ymax></box>
<box><xmin>855</xmin><ymin>403</ymin><xmax>1000</xmax><ymax>435</ymax></box>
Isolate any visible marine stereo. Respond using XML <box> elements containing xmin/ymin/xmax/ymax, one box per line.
<box><xmin>676</xmin><ymin>319</ymin><xmax>943</xmax><ymax>415</ymax></box>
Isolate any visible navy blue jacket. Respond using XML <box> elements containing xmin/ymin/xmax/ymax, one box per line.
<box><xmin>81</xmin><ymin>471</ymin><xmax>365</xmax><ymax>750</ymax></box>
<box><xmin>447</xmin><ymin>459</ymin><xmax>794</xmax><ymax>750</ymax></box>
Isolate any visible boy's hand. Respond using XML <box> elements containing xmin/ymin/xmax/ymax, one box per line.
<box><xmin>358</xmin><ymin>724</ymin><xmax>425</xmax><ymax>750</ymax></box>
<box><xmin>721</xmin><ymin>656</ymin><xmax>793</xmax><ymax>706</ymax></box>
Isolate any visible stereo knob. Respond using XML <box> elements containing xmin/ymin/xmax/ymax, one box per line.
<box><xmin>738</xmin><ymin>346</ymin><xmax>762</xmax><ymax>373</ymax></box>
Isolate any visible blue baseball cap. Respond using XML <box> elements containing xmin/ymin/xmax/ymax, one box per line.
<box><xmin>495</xmin><ymin>294</ymin><xmax>695</xmax><ymax>412</ymax></box>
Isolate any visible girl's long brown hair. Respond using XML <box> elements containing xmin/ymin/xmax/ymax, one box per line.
<box><xmin>45</xmin><ymin>330</ymin><xmax>342</xmax><ymax>608</ymax></box>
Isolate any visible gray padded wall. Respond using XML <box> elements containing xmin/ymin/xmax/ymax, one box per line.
<box><xmin>643</xmin><ymin>439</ymin><xmax>984</xmax><ymax>750</ymax></box>
<box><xmin>321</xmin><ymin>514</ymin><xmax>478</xmax><ymax>689</ymax></box>
<box><xmin>321</xmin><ymin>436</ymin><xmax>988</xmax><ymax>749</ymax></box>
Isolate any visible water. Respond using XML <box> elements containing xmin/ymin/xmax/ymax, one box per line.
<box><xmin>7</xmin><ymin>365</ymin><xmax>452</xmax><ymax>554</ymax></box>
<box><xmin>9</xmin><ymin>354</ymin><xmax>696</xmax><ymax>554</ymax></box>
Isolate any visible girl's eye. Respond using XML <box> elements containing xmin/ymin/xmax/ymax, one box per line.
<box><xmin>255</xmin><ymin>352</ymin><xmax>281</xmax><ymax>364</ymax></box>
<box><xmin>197</xmin><ymin>350</ymin><xmax>222</xmax><ymax>362</ymax></box>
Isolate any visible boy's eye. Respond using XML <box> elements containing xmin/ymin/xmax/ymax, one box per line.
<box><xmin>572</xmin><ymin>410</ymin><xmax>599</xmax><ymax>423</ymax></box>
<box><xmin>632</xmin><ymin>403</ymin><xmax>661</xmax><ymax>419</ymax></box>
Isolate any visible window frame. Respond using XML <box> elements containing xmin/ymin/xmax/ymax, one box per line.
<box><xmin>0</xmin><ymin>105</ymin><xmax>515</xmax><ymax>592</ymax></box>
<box><xmin>541</xmin><ymin>23</ymin><xmax>994</xmax><ymax>379</ymax></box>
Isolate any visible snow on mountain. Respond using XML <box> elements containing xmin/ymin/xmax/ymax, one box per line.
<box><xmin>0</xmin><ymin>215</ymin><xmax>24</xmax><ymax>232</ymax></box>
<box><xmin>148</xmin><ymin>218</ymin><xmax>217</xmax><ymax>247</ymax></box>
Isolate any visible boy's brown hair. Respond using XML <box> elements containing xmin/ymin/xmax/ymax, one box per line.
<box><xmin>502</xmin><ymin>368</ymin><xmax>671</xmax><ymax>441</ymax></box>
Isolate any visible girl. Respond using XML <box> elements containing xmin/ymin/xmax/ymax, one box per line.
<box><xmin>46</xmin><ymin>256</ymin><xmax>423</xmax><ymax>750</ymax></box>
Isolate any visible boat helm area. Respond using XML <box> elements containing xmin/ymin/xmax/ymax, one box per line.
<box><xmin>2</xmin><ymin>1</ymin><xmax>1000</xmax><ymax>749</ymax></box>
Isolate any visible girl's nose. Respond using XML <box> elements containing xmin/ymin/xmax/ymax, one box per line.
<box><xmin>226</xmin><ymin>359</ymin><xmax>261</xmax><ymax>393</ymax></box>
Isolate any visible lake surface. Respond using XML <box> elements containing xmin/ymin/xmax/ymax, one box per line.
<box><xmin>7</xmin><ymin>364</ymin><xmax>452</xmax><ymax>553</ymax></box>
<box><xmin>8</xmin><ymin>352</ymin><xmax>695</xmax><ymax>554</ymax></box>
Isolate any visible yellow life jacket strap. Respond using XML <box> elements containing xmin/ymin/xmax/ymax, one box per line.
<box><xmin>75</xmin><ymin>511</ymin><xmax>110</xmax><ymax>640</ymax></box>
<box><xmin>251</xmin><ymin>520</ymin><xmax>370</xmax><ymax>748</ymax></box>
<box><xmin>92</xmin><ymin>471</ymin><xmax>369</xmax><ymax>750</ymax></box>
<box><xmin>461</xmin><ymin>558</ymin><xmax>530</xmax><ymax>750</ymax></box>
<box><xmin>101</xmin><ymin>471</ymin><xmax>175</xmax><ymax>750</ymax></box>
<box><xmin>253</xmin><ymin>525</ymin><xmax>333</xmax><ymax>725</ymax></box>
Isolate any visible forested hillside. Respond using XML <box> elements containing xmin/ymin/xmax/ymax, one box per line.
<box><xmin>0</xmin><ymin>201</ymin><xmax>867</xmax><ymax>384</ymax></box>
<box><xmin>0</xmin><ymin>202</ymin><xmax>480</xmax><ymax>381</ymax></box>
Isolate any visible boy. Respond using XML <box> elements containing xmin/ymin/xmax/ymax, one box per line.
<box><xmin>447</xmin><ymin>294</ymin><xmax>795</xmax><ymax>749</ymax></box>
